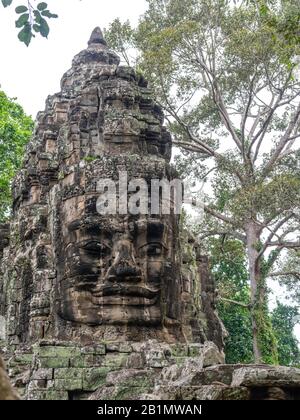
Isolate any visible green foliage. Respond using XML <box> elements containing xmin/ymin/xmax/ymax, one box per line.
<box><xmin>104</xmin><ymin>19</ymin><xmax>136</xmax><ymax>67</ymax></box>
<box><xmin>37</xmin><ymin>2</ymin><xmax>47</xmax><ymax>11</ymax></box>
<box><xmin>209</xmin><ymin>237</ymin><xmax>300</xmax><ymax>365</ymax></box>
<box><xmin>209</xmin><ymin>238</ymin><xmax>254</xmax><ymax>363</ymax></box>
<box><xmin>84</xmin><ymin>156</ymin><xmax>98</xmax><ymax>163</ymax></box>
<box><xmin>271</xmin><ymin>302</ymin><xmax>300</xmax><ymax>366</ymax></box>
<box><xmin>274</xmin><ymin>251</ymin><xmax>300</xmax><ymax>306</ymax></box>
<box><xmin>0</xmin><ymin>91</ymin><xmax>33</xmax><ymax>222</ymax></box>
<box><xmin>18</xmin><ymin>21</ymin><xmax>32</xmax><ymax>46</ymax></box>
<box><xmin>1</xmin><ymin>1</ymin><xmax>58</xmax><ymax>45</ymax></box>
<box><xmin>15</xmin><ymin>5</ymin><xmax>27</xmax><ymax>13</ymax></box>
<box><xmin>254</xmin><ymin>303</ymin><xmax>279</xmax><ymax>365</ymax></box>
<box><xmin>1</xmin><ymin>0</ymin><xmax>13</xmax><ymax>7</ymax></box>
<box><xmin>248</xmin><ymin>0</ymin><xmax>300</xmax><ymax>63</ymax></box>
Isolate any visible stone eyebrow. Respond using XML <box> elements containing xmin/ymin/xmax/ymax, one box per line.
<box><xmin>135</xmin><ymin>219</ymin><xmax>164</xmax><ymax>229</ymax></box>
<box><xmin>138</xmin><ymin>241</ymin><xmax>167</xmax><ymax>249</ymax></box>
<box><xmin>68</xmin><ymin>217</ymin><xmax>115</xmax><ymax>232</ymax></box>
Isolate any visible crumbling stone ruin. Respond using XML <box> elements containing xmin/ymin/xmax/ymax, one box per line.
<box><xmin>0</xmin><ymin>28</ymin><xmax>299</xmax><ymax>400</ymax></box>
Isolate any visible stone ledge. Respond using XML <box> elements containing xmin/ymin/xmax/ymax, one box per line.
<box><xmin>231</xmin><ymin>366</ymin><xmax>300</xmax><ymax>388</ymax></box>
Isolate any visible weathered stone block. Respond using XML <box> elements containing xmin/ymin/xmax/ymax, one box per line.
<box><xmin>31</xmin><ymin>368</ymin><xmax>53</xmax><ymax>380</ymax></box>
<box><xmin>27</xmin><ymin>379</ymin><xmax>48</xmax><ymax>390</ymax></box>
<box><xmin>145</xmin><ymin>351</ymin><xmax>169</xmax><ymax>368</ymax></box>
<box><xmin>171</xmin><ymin>344</ymin><xmax>189</xmax><ymax>358</ymax></box>
<box><xmin>81</xmin><ymin>345</ymin><xmax>106</xmax><ymax>355</ymax></box>
<box><xmin>54</xmin><ymin>379</ymin><xmax>83</xmax><ymax>391</ymax></box>
<box><xmin>200</xmin><ymin>342</ymin><xmax>225</xmax><ymax>367</ymax></box>
<box><xmin>39</xmin><ymin>357</ymin><xmax>70</xmax><ymax>368</ymax></box>
<box><xmin>13</xmin><ymin>353</ymin><xmax>33</xmax><ymax>365</ymax></box>
<box><xmin>27</xmin><ymin>390</ymin><xmax>68</xmax><ymax>400</ymax></box>
<box><xmin>82</xmin><ymin>367</ymin><xmax>110</xmax><ymax>391</ymax></box>
<box><xmin>37</xmin><ymin>346</ymin><xmax>80</xmax><ymax>358</ymax></box>
<box><xmin>102</xmin><ymin>354</ymin><xmax>128</xmax><ymax>369</ymax></box>
<box><xmin>125</xmin><ymin>353</ymin><xmax>144</xmax><ymax>369</ymax></box>
<box><xmin>188</xmin><ymin>365</ymin><xmax>236</xmax><ymax>386</ymax></box>
<box><xmin>119</xmin><ymin>343</ymin><xmax>133</xmax><ymax>353</ymax></box>
<box><xmin>105</xmin><ymin>343</ymin><xmax>120</xmax><ymax>353</ymax></box>
<box><xmin>90</xmin><ymin>385</ymin><xmax>155</xmax><ymax>401</ymax></box>
<box><xmin>54</xmin><ymin>368</ymin><xmax>83</xmax><ymax>380</ymax></box>
<box><xmin>188</xmin><ymin>344</ymin><xmax>203</xmax><ymax>357</ymax></box>
<box><xmin>106</xmin><ymin>369</ymin><xmax>156</xmax><ymax>388</ymax></box>
<box><xmin>180</xmin><ymin>385</ymin><xmax>250</xmax><ymax>400</ymax></box>
<box><xmin>70</xmin><ymin>354</ymin><xmax>104</xmax><ymax>368</ymax></box>
<box><xmin>231</xmin><ymin>366</ymin><xmax>300</xmax><ymax>388</ymax></box>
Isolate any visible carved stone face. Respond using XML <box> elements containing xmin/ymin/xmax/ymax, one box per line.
<box><xmin>56</xmin><ymin>195</ymin><xmax>173</xmax><ymax>326</ymax></box>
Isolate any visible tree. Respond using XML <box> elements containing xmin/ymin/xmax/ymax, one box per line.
<box><xmin>106</xmin><ymin>0</ymin><xmax>300</xmax><ymax>363</ymax></box>
<box><xmin>209</xmin><ymin>237</ymin><xmax>300</xmax><ymax>365</ymax></box>
<box><xmin>0</xmin><ymin>91</ymin><xmax>33</xmax><ymax>222</ymax></box>
<box><xmin>1</xmin><ymin>1</ymin><xmax>58</xmax><ymax>46</ymax></box>
<box><xmin>271</xmin><ymin>302</ymin><xmax>300</xmax><ymax>366</ymax></box>
<box><xmin>0</xmin><ymin>356</ymin><xmax>20</xmax><ymax>400</ymax></box>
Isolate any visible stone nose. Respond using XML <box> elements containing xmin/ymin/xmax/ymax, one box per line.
<box><xmin>107</xmin><ymin>240</ymin><xmax>142</xmax><ymax>282</ymax></box>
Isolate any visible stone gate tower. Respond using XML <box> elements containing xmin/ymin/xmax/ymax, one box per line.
<box><xmin>1</xmin><ymin>29</ymin><xmax>297</xmax><ymax>401</ymax></box>
<box><xmin>0</xmin><ymin>28</ymin><xmax>224</xmax><ymax>399</ymax></box>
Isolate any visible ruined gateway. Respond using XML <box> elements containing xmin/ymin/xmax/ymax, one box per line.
<box><xmin>0</xmin><ymin>28</ymin><xmax>300</xmax><ymax>400</ymax></box>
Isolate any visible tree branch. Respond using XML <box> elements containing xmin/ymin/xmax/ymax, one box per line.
<box><xmin>199</xmin><ymin>229</ymin><xmax>246</xmax><ymax>243</ymax></box>
<box><xmin>262</xmin><ymin>101</ymin><xmax>300</xmax><ymax>176</ymax></box>
<box><xmin>218</xmin><ymin>297</ymin><xmax>251</xmax><ymax>309</ymax></box>
<box><xmin>267</xmin><ymin>241</ymin><xmax>300</xmax><ymax>249</ymax></box>
<box><xmin>204</xmin><ymin>205</ymin><xmax>236</xmax><ymax>226</ymax></box>
<box><xmin>269</xmin><ymin>271</ymin><xmax>300</xmax><ymax>280</ymax></box>
<box><xmin>257</xmin><ymin>213</ymin><xmax>295</xmax><ymax>260</ymax></box>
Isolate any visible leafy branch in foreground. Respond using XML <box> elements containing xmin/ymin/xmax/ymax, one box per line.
<box><xmin>1</xmin><ymin>1</ymin><xmax>58</xmax><ymax>46</ymax></box>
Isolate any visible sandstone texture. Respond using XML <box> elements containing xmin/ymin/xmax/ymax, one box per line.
<box><xmin>0</xmin><ymin>28</ymin><xmax>299</xmax><ymax>400</ymax></box>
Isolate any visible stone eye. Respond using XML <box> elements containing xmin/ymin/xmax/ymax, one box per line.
<box><xmin>145</xmin><ymin>243</ymin><xmax>163</xmax><ymax>257</ymax></box>
<box><xmin>81</xmin><ymin>242</ymin><xmax>110</xmax><ymax>257</ymax></box>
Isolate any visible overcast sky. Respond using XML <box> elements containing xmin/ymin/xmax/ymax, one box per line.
<box><xmin>0</xmin><ymin>0</ymin><xmax>148</xmax><ymax>117</ymax></box>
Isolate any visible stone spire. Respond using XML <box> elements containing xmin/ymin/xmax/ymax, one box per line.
<box><xmin>0</xmin><ymin>26</ymin><xmax>220</xmax><ymax>350</ymax></box>
<box><xmin>88</xmin><ymin>26</ymin><xmax>107</xmax><ymax>46</ymax></box>
<box><xmin>70</xmin><ymin>25</ymin><xmax>119</xmax><ymax>68</ymax></box>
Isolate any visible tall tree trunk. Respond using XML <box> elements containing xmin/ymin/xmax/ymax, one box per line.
<box><xmin>245</xmin><ymin>221</ymin><xmax>264</xmax><ymax>363</ymax></box>
<box><xmin>0</xmin><ymin>356</ymin><xmax>20</xmax><ymax>400</ymax></box>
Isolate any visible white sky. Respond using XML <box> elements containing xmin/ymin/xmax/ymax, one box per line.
<box><xmin>0</xmin><ymin>0</ymin><xmax>299</xmax><ymax>344</ymax></box>
<box><xmin>0</xmin><ymin>0</ymin><xmax>148</xmax><ymax>118</ymax></box>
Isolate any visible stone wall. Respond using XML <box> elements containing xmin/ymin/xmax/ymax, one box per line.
<box><xmin>3</xmin><ymin>339</ymin><xmax>299</xmax><ymax>400</ymax></box>
<box><xmin>4</xmin><ymin>340</ymin><xmax>223</xmax><ymax>400</ymax></box>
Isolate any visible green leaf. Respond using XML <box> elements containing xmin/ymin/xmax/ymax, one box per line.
<box><xmin>1</xmin><ymin>0</ymin><xmax>13</xmax><ymax>8</ymax></box>
<box><xmin>39</xmin><ymin>17</ymin><xmax>49</xmax><ymax>38</ymax></box>
<box><xmin>15</xmin><ymin>13</ymin><xmax>29</xmax><ymax>28</ymax></box>
<box><xmin>33</xmin><ymin>24</ymin><xmax>40</xmax><ymax>33</ymax></box>
<box><xmin>259</xmin><ymin>4</ymin><xmax>270</xmax><ymax>17</ymax></box>
<box><xmin>41</xmin><ymin>10</ymin><xmax>58</xmax><ymax>19</ymax></box>
<box><xmin>15</xmin><ymin>5</ymin><xmax>28</xmax><ymax>14</ymax></box>
<box><xmin>18</xmin><ymin>23</ymin><xmax>32</xmax><ymax>46</ymax></box>
<box><xmin>33</xmin><ymin>10</ymin><xmax>42</xmax><ymax>23</ymax></box>
<box><xmin>37</xmin><ymin>2</ymin><xmax>47</xmax><ymax>11</ymax></box>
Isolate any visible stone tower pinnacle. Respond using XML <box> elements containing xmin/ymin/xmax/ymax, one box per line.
<box><xmin>88</xmin><ymin>26</ymin><xmax>107</xmax><ymax>46</ymax></box>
